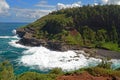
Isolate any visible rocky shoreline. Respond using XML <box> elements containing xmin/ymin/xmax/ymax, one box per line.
<box><xmin>16</xmin><ymin>28</ymin><xmax>83</xmax><ymax>51</ymax></box>
<box><xmin>16</xmin><ymin>28</ymin><xmax>120</xmax><ymax>59</ymax></box>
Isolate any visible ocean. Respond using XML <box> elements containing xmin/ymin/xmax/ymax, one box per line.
<box><xmin>0</xmin><ymin>23</ymin><xmax>120</xmax><ymax>75</ymax></box>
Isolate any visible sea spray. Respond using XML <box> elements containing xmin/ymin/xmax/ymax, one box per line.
<box><xmin>12</xmin><ymin>29</ymin><xmax>16</xmax><ymax>35</ymax></box>
<box><xmin>19</xmin><ymin>46</ymin><xmax>102</xmax><ymax>71</ymax></box>
<box><xmin>9</xmin><ymin>40</ymin><xmax>30</xmax><ymax>49</ymax></box>
<box><xmin>111</xmin><ymin>59</ymin><xmax>120</xmax><ymax>69</ymax></box>
<box><xmin>8</xmin><ymin>37</ymin><xmax>120</xmax><ymax>71</ymax></box>
<box><xmin>0</xmin><ymin>35</ymin><xmax>19</xmax><ymax>39</ymax></box>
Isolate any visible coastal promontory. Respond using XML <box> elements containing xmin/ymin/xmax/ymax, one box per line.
<box><xmin>17</xmin><ymin>5</ymin><xmax>120</xmax><ymax>52</ymax></box>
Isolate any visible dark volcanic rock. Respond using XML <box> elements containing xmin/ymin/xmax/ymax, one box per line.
<box><xmin>16</xmin><ymin>27</ymin><xmax>120</xmax><ymax>58</ymax></box>
<box><xmin>47</xmin><ymin>41</ymin><xmax>68</xmax><ymax>51</ymax></box>
<box><xmin>18</xmin><ymin>37</ymin><xmax>47</xmax><ymax>46</ymax></box>
<box><xmin>16</xmin><ymin>27</ymin><xmax>120</xmax><ymax>59</ymax></box>
<box><xmin>16</xmin><ymin>28</ymin><xmax>68</xmax><ymax>51</ymax></box>
<box><xmin>16</xmin><ymin>27</ymin><xmax>82</xmax><ymax>51</ymax></box>
<box><xmin>16</xmin><ymin>28</ymin><xmax>26</xmax><ymax>38</ymax></box>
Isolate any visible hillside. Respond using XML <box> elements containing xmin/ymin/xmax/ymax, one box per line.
<box><xmin>17</xmin><ymin>5</ymin><xmax>120</xmax><ymax>52</ymax></box>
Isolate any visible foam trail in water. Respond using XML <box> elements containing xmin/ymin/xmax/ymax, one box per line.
<box><xmin>0</xmin><ymin>29</ymin><xmax>18</xmax><ymax>39</ymax></box>
<box><xmin>0</xmin><ymin>35</ymin><xmax>19</xmax><ymax>39</ymax></box>
<box><xmin>7</xmin><ymin>31</ymin><xmax>30</xmax><ymax>49</ymax></box>
<box><xmin>8</xmin><ymin>40</ymin><xmax>30</xmax><ymax>49</ymax></box>
<box><xmin>20</xmin><ymin>46</ymin><xmax>102</xmax><ymax>71</ymax></box>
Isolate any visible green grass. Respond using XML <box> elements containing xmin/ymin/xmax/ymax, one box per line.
<box><xmin>65</xmin><ymin>33</ymin><xmax>83</xmax><ymax>45</ymax></box>
<box><xmin>101</xmin><ymin>42</ymin><xmax>120</xmax><ymax>52</ymax></box>
<box><xmin>17</xmin><ymin>68</ymin><xmax>64</xmax><ymax>80</ymax></box>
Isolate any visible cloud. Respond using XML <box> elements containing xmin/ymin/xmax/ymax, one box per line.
<box><xmin>102</xmin><ymin>0</ymin><xmax>120</xmax><ymax>5</ymax></box>
<box><xmin>0</xmin><ymin>0</ymin><xmax>10</xmax><ymax>14</ymax></box>
<box><xmin>11</xmin><ymin>1</ymin><xmax>82</xmax><ymax>21</ymax></box>
<box><xmin>11</xmin><ymin>8</ymin><xmax>51</xmax><ymax>19</ymax></box>
<box><xmin>35</xmin><ymin>0</ymin><xmax>55</xmax><ymax>9</ymax></box>
<box><xmin>0</xmin><ymin>1</ymin><xmax>82</xmax><ymax>22</ymax></box>
<box><xmin>101</xmin><ymin>0</ymin><xmax>108</xmax><ymax>3</ymax></box>
<box><xmin>57</xmin><ymin>1</ymin><xmax>81</xmax><ymax>10</ymax></box>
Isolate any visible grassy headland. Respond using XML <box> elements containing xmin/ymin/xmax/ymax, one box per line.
<box><xmin>17</xmin><ymin>5</ymin><xmax>120</xmax><ymax>52</ymax></box>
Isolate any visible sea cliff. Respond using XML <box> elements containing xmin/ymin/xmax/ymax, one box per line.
<box><xmin>16</xmin><ymin>5</ymin><xmax>120</xmax><ymax>56</ymax></box>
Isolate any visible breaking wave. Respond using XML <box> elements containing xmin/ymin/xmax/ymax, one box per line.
<box><xmin>0</xmin><ymin>35</ymin><xmax>19</xmax><ymax>39</ymax></box>
<box><xmin>19</xmin><ymin>46</ymin><xmax>102</xmax><ymax>71</ymax></box>
<box><xmin>6</xmin><ymin>33</ymin><xmax>120</xmax><ymax>71</ymax></box>
<box><xmin>8</xmin><ymin>39</ymin><xmax>30</xmax><ymax>49</ymax></box>
<box><xmin>111</xmin><ymin>59</ymin><xmax>120</xmax><ymax>69</ymax></box>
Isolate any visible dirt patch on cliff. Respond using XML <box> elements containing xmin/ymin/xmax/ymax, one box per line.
<box><xmin>57</xmin><ymin>72</ymin><xmax>120</xmax><ymax>80</ymax></box>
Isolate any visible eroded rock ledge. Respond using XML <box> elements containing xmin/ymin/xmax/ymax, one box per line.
<box><xmin>16</xmin><ymin>28</ymin><xmax>82</xmax><ymax>51</ymax></box>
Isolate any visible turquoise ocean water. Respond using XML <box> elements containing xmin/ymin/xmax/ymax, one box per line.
<box><xmin>0</xmin><ymin>23</ymin><xmax>43</xmax><ymax>74</ymax></box>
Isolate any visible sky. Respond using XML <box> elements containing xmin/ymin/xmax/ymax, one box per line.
<box><xmin>0</xmin><ymin>0</ymin><xmax>120</xmax><ymax>22</ymax></box>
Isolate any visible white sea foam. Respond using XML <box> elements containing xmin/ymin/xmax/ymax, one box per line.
<box><xmin>20</xmin><ymin>46</ymin><xmax>102</xmax><ymax>71</ymax></box>
<box><xmin>8</xmin><ymin>40</ymin><xmax>30</xmax><ymax>49</ymax></box>
<box><xmin>5</xmin><ymin>32</ymin><xmax>120</xmax><ymax>71</ymax></box>
<box><xmin>111</xmin><ymin>59</ymin><xmax>120</xmax><ymax>69</ymax></box>
<box><xmin>12</xmin><ymin>29</ymin><xmax>16</xmax><ymax>35</ymax></box>
<box><xmin>0</xmin><ymin>35</ymin><xmax>19</xmax><ymax>39</ymax></box>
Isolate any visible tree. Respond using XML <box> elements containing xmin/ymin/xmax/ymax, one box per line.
<box><xmin>96</xmin><ymin>29</ymin><xmax>107</xmax><ymax>42</ymax></box>
<box><xmin>81</xmin><ymin>26</ymin><xmax>95</xmax><ymax>45</ymax></box>
<box><xmin>110</xmin><ymin>25</ymin><xmax>118</xmax><ymax>43</ymax></box>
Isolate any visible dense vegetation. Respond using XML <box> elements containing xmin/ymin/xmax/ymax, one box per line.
<box><xmin>0</xmin><ymin>60</ymin><xmax>120</xmax><ymax>80</ymax></box>
<box><xmin>24</xmin><ymin>5</ymin><xmax>120</xmax><ymax>52</ymax></box>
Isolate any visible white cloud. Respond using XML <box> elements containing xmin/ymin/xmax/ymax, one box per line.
<box><xmin>11</xmin><ymin>1</ymin><xmax>81</xmax><ymax>21</ymax></box>
<box><xmin>11</xmin><ymin>8</ymin><xmax>51</xmax><ymax>19</ymax></box>
<box><xmin>102</xmin><ymin>0</ymin><xmax>108</xmax><ymax>3</ymax></box>
<box><xmin>0</xmin><ymin>0</ymin><xmax>9</xmax><ymax>14</ymax></box>
<box><xmin>102</xmin><ymin>0</ymin><xmax>120</xmax><ymax>5</ymax></box>
<box><xmin>57</xmin><ymin>2</ymin><xmax>81</xmax><ymax>10</ymax></box>
<box><xmin>0</xmin><ymin>1</ymin><xmax>82</xmax><ymax>22</ymax></box>
<box><xmin>11</xmin><ymin>1</ymin><xmax>81</xmax><ymax>22</ymax></box>
<box><xmin>35</xmin><ymin>0</ymin><xmax>55</xmax><ymax>9</ymax></box>
<box><xmin>18</xmin><ymin>1</ymin><xmax>82</xmax><ymax>21</ymax></box>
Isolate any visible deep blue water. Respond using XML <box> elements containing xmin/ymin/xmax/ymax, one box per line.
<box><xmin>0</xmin><ymin>23</ymin><xmax>41</xmax><ymax>74</ymax></box>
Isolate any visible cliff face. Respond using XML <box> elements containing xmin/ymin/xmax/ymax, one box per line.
<box><xmin>16</xmin><ymin>28</ymin><xmax>82</xmax><ymax>51</ymax></box>
<box><xmin>16</xmin><ymin>5</ymin><xmax>120</xmax><ymax>52</ymax></box>
<box><xmin>16</xmin><ymin>28</ymin><xmax>26</xmax><ymax>38</ymax></box>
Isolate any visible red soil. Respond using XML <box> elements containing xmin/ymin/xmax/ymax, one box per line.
<box><xmin>69</xmin><ymin>29</ymin><xmax>79</xmax><ymax>36</ymax></box>
<box><xmin>57</xmin><ymin>72</ymin><xmax>120</xmax><ymax>80</ymax></box>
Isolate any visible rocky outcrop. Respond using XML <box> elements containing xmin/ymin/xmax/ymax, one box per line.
<box><xmin>16</xmin><ymin>28</ymin><xmax>82</xmax><ymax>51</ymax></box>
<box><xmin>16</xmin><ymin>27</ymin><xmax>120</xmax><ymax>59</ymax></box>
<box><xmin>16</xmin><ymin>28</ymin><xmax>47</xmax><ymax>46</ymax></box>
<box><xmin>16</xmin><ymin>28</ymin><xmax>26</xmax><ymax>38</ymax></box>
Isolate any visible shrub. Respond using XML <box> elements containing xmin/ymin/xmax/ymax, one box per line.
<box><xmin>0</xmin><ymin>61</ymin><xmax>15</xmax><ymax>80</ymax></box>
<box><xmin>49</xmin><ymin>68</ymin><xmax>63</xmax><ymax>75</ymax></box>
<box><xmin>97</xmin><ymin>59</ymin><xmax>112</xmax><ymax>69</ymax></box>
<box><xmin>17</xmin><ymin>72</ymin><xmax>56</xmax><ymax>80</ymax></box>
